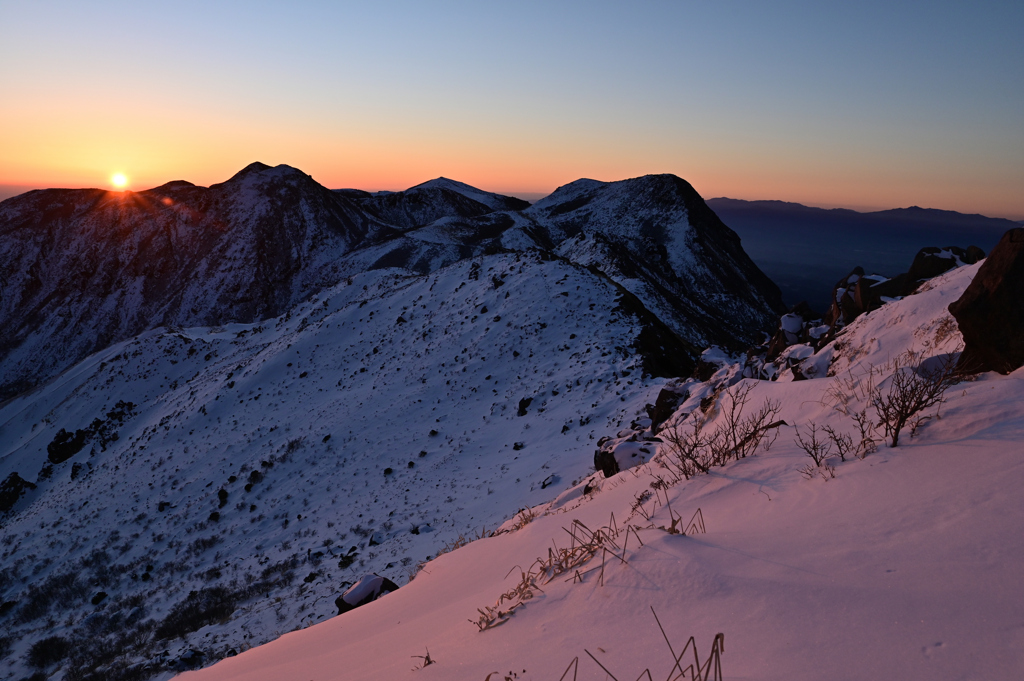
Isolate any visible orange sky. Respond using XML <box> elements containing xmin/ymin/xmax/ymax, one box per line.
<box><xmin>1</xmin><ymin>3</ymin><xmax>1022</xmax><ymax>218</ymax></box>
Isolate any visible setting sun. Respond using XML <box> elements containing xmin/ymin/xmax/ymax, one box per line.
<box><xmin>111</xmin><ymin>172</ymin><xmax>128</xmax><ymax>189</ymax></box>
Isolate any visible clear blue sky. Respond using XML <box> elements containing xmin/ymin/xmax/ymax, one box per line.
<box><xmin>1</xmin><ymin>0</ymin><xmax>1021</xmax><ymax>217</ymax></box>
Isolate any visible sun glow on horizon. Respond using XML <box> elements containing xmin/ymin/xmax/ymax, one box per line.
<box><xmin>111</xmin><ymin>172</ymin><xmax>128</xmax><ymax>189</ymax></box>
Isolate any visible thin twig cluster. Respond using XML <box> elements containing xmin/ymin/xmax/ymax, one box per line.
<box><xmin>470</xmin><ymin>514</ymin><xmax>643</xmax><ymax>632</ymax></box>
<box><xmin>659</xmin><ymin>383</ymin><xmax>785</xmax><ymax>480</ymax></box>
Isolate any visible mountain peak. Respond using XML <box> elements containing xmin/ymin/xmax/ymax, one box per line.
<box><xmin>408</xmin><ymin>177</ymin><xmax>530</xmax><ymax>211</ymax></box>
<box><xmin>225</xmin><ymin>162</ymin><xmax>309</xmax><ymax>185</ymax></box>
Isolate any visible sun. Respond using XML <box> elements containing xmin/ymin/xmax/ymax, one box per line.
<box><xmin>111</xmin><ymin>172</ymin><xmax>128</xmax><ymax>189</ymax></box>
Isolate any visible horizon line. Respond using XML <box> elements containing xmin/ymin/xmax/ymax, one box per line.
<box><xmin>1</xmin><ymin>180</ymin><xmax>1021</xmax><ymax>223</ymax></box>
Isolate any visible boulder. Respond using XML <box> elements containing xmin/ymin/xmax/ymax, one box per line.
<box><xmin>824</xmin><ymin>267</ymin><xmax>865</xmax><ymax>329</ymax></box>
<box><xmin>335</xmin><ymin>574</ymin><xmax>399</xmax><ymax>615</ymax></box>
<box><xmin>645</xmin><ymin>387</ymin><xmax>689</xmax><ymax>433</ymax></box>
<box><xmin>949</xmin><ymin>229</ymin><xmax>1024</xmax><ymax>373</ymax></box>
<box><xmin>594</xmin><ymin>448</ymin><xmax>618</xmax><ymax>478</ymax></box>
<box><xmin>765</xmin><ymin>301</ymin><xmax>821</xmax><ymax>360</ymax></box>
<box><xmin>853</xmin><ymin>274</ymin><xmax>903</xmax><ymax>314</ymax></box>
<box><xmin>46</xmin><ymin>428</ymin><xmax>87</xmax><ymax>464</ymax></box>
<box><xmin>594</xmin><ymin>437</ymin><xmax>651</xmax><ymax>478</ymax></box>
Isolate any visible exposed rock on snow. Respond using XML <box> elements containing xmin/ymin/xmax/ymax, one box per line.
<box><xmin>0</xmin><ymin>471</ymin><xmax>36</xmax><ymax>512</ymax></box>
<box><xmin>949</xmin><ymin>228</ymin><xmax>1024</xmax><ymax>374</ymax></box>
<box><xmin>335</xmin><ymin>574</ymin><xmax>399</xmax><ymax>615</ymax></box>
<box><xmin>823</xmin><ymin>246</ymin><xmax>985</xmax><ymax>336</ymax></box>
<box><xmin>645</xmin><ymin>384</ymin><xmax>690</xmax><ymax>433</ymax></box>
<box><xmin>756</xmin><ymin>245</ymin><xmax>987</xmax><ymax>374</ymax></box>
<box><xmin>765</xmin><ymin>301</ymin><xmax>822</xmax><ymax>360</ymax></box>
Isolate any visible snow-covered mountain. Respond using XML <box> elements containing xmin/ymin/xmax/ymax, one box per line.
<box><xmin>180</xmin><ymin>249</ymin><xmax>1024</xmax><ymax>681</ymax></box>
<box><xmin>348</xmin><ymin>184</ymin><xmax>527</xmax><ymax>231</ymax></box>
<box><xmin>0</xmin><ymin>165</ymin><xmax>804</xmax><ymax>680</ymax></box>
<box><xmin>0</xmin><ymin>249</ymin><xmax>697</xmax><ymax>680</ymax></box>
<box><xmin>406</xmin><ymin>178</ymin><xmax>530</xmax><ymax>213</ymax></box>
<box><xmin>530</xmin><ymin>175</ymin><xmax>785</xmax><ymax>348</ymax></box>
<box><xmin>0</xmin><ymin>166</ymin><xmax>782</xmax><ymax>400</ymax></box>
<box><xmin>0</xmin><ymin>163</ymin><xmax>398</xmax><ymax>400</ymax></box>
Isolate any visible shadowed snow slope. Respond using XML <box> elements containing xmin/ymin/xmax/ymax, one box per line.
<box><xmin>181</xmin><ymin>261</ymin><xmax>1023</xmax><ymax>681</ymax></box>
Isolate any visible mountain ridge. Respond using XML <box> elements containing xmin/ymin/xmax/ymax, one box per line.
<box><xmin>0</xmin><ymin>165</ymin><xmax>782</xmax><ymax>401</ymax></box>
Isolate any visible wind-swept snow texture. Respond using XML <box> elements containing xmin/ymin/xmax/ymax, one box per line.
<box><xmin>181</xmin><ymin>262</ymin><xmax>1023</xmax><ymax>681</ymax></box>
<box><xmin>0</xmin><ymin>253</ymin><xmax>689</xmax><ymax>679</ymax></box>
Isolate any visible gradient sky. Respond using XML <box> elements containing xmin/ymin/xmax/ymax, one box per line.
<box><xmin>1</xmin><ymin>0</ymin><xmax>1022</xmax><ymax>217</ymax></box>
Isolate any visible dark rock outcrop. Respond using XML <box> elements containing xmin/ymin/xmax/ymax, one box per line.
<box><xmin>765</xmin><ymin>301</ymin><xmax>821</xmax><ymax>360</ymax></box>
<box><xmin>0</xmin><ymin>472</ymin><xmax>36</xmax><ymax>513</ymax></box>
<box><xmin>646</xmin><ymin>387</ymin><xmax>690</xmax><ymax>433</ymax></box>
<box><xmin>949</xmin><ymin>228</ymin><xmax>1024</xmax><ymax>374</ymax></box>
<box><xmin>825</xmin><ymin>246</ymin><xmax>986</xmax><ymax>333</ymax></box>
<box><xmin>908</xmin><ymin>245</ymin><xmax>985</xmax><ymax>283</ymax></box>
<box><xmin>46</xmin><ymin>428</ymin><xmax>87</xmax><ymax>464</ymax></box>
<box><xmin>594</xmin><ymin>447</ymin><xmax>619</xmax><ymax>478</ymax></box>
<box><xmin>757</xmin><ymin>245</ymin><xmax>986</xmax><ymax>371</ymax></box>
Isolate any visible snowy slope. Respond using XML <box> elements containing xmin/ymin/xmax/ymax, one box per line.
<box><xmin>0</xmin><ymin>252</ymin><xmax>692</xmax><ymax>680</ymax></box>
<box><xmin>178</xmin><ymin>259</ymin><xmax>1023</xmax><ymax>681</ymax></box>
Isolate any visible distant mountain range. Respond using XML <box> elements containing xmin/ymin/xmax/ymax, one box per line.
<box><xmin>0</xmin><ymin>165</ymin><xmax>782</xmax><ymax>400</ymax></box>
<box><xmin>707</xmin><ymin>197</ymin><xmax>1019</xmax><ymax>312</ymax></box>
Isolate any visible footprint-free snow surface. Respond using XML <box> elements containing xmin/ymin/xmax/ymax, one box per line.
<box><xmin>177</xmin><ymin>262</ymin><xmax>1024</xmax><ymax>681</ymax></box>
